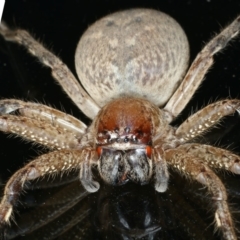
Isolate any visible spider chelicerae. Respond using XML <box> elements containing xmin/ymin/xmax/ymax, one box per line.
<box><xmin>0</xmin><ymin>8</ymin><xmax>240</xmax><ymax>240</ymax></box>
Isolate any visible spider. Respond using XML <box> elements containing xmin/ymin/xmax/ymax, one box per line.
<box><xmin>0</xmin><ymin>7</ymin><xmax>240</xmax><ymax>240</ymax></box>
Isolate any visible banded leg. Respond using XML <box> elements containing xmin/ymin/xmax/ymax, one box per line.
<box><xmin>165</xmin><ymin>16</ymin><xmax>240</xmax><ymax>119</ymax></box>
<box><xmin>176</xmin><ymin>99</ymin><xmax>240</xmax><ymax>142</ymax></box>
<box><xmin>177</xmin><ymin>143</ymin><xmax>240</xmax><ymax>174</ymax></box>
<box><xmin>0</xmin><ymin>99</ymin><xmax>87</xmax><ymax>136</ymax></box>
<box><xmin>0</xmin><ymin>115</ymin><xmax>80</xmax><ymax>149</ymax></box>
<box><xmin>165</xmin><ymin>148</ymin><xmax>236</xmax><ymax>240</ymax></box>
<box><xmin>0</xmin><ymin>23</ymin><xmax>100</xmax><ymax>119</ymax></box>
<box><xmin>0</xmin><ymin>148</ymin><xmax>97</xmax><ymax>225</ymax></box>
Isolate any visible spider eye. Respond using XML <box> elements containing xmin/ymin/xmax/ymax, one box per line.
<box><xmin>125</xmin><ymin>127</ymin><xmax>130</xmax><ymax>133</ymax></box>
<box><xmin>132</xmin><ymin>136</ymin><xmax>138</xmax><ymax>143</ymax></box>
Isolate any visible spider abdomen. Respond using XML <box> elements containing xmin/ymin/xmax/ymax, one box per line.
<box><xmin>75</xmin><ymin>9</ymin><xmax>189</xmax><ymax>107</ymax></box>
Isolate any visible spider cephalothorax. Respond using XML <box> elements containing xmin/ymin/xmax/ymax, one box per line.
<box><xmin>0</xmin><ymin>8</ymin><xmax>240</xmax><ymax>240</ymax></box>
<box><xmin>95</xmin><ymin>97</ymin><xmax>161</xmax><ymax>186</ymax></box>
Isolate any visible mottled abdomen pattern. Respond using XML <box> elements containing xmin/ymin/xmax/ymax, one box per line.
<box><xmin>75</xmin><ymin>9</ymin><xmax>189</xmax><ymax>106</ymax></box>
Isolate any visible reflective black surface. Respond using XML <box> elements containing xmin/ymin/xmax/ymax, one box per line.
<box><xmin>1</xmin><ymin>170</ymin><xmax>240</xmax><ymax>240</ymax></box>
<box><xmin>1</xmin><ymin>1</ymin><xmax>240</xmax><ymax>239</ymax></box>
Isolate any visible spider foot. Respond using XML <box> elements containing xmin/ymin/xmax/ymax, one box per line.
<box><xmin>230</xmin><ymin>161</ymin><xmax>240</xmax><ymax>174</ymax></box>
<box><xmin>80</xmin><ymin>179</ymin><xmax>100</xmax><ymax>193</ymax></box>
<box><xmin>0</xmin><ymin>203</ymin><xmax>13</xmax><ymax>225</ymax></box>
<box><xmin>0</xmin><ymin>100</ymin><xmax>20</xmax><ymax>114</ymax></box>
<box><xmin>154</xmin><ymin>155</ymin><xmax>169</xmax><ymax>193</ymax></box>
<box><xmin>79</xmin><ymin>149</ymin><xmax>100</xmax><ymax>193</ymax></box>
<box><xmin>154</xmin><ymin>181</ymin><xmax>168</xmax><ymax>192</ymax></box>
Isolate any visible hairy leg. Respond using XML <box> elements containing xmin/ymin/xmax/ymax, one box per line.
<box><xmin>0</xmin><ymin>148</ymin><xmax>97</xmax><ymax>225</ymax></box>
<box><xmin>164</xmin><ymin>16</ymin><xmax>240</xmax><ymax>119</ymax></box>
<box><xmin>0</xmin><ymin>23</ymin><xmax>100</xmax><ymax>119</ymax></box>
<box><xmin>0</xmin><ymin>114</ymin><xmax>80</xmax><ymax>149</ymax></box>
<box><xmin>175</xmin><ymin>99</ymin><xmax>240</xmax><ymax>141</ymax></box>
<box><xmin>166</xmin><ymin>148</ymin><xmax>236</xmax><ymax>240</ymax></box>
<box><xmin>0</xmin><ymin>99</ymin><xmax>87</xmax><ymax>136</ymax></box>
<box><xmin>177</xmin><ymin>143</ymin><xmax>240</xmax><ymax>174</ymax></box>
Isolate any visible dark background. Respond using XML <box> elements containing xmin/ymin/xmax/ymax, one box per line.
<box><xmin>0</xmin><ymin>0</ymin><xmax>240</xmax><ymax>239</ymax></box>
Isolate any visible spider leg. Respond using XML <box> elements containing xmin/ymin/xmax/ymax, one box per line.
<box><xmin>177</xmin><ymin>143</ymin><xmax>240</xmax><ymax>174</ymax></box>
<box><xmin>164</xmin><ymin>16</ymin><xmax>240</xmax><ymax>119</ymax></box>
<box><xmin>25</xmin><ymin>171</ymin><xmax>79</xmax><ymax>190</ymax></box>
<box><xmin>0</xmin><ymin>114</ymin><xmax>80</xmax><ymax>149</ymax></box>
<box><xmin>0</xmin><ymin>148</ymin><xmax>98</xmax><ymax>225</ymax></box>
<box><xmin>0</xmin><ymin>99</ymin><xmax>87</xmax><ymax>135</ymax></box>
<box><xmin>0</xmin><ymin>23</ymin><xmax>100</xmax><ymax>120</ymax></box>
<box><xmin>5</xmin><ymin>181</ymin><xmax>89</xmax><ymax>239</ymax></box>
<box><xmin>165</xmin><ymin>148</ymin><xmax>237</xmax><ymax>240</ymax></box>
<box><xmin>152</xmin><ymin>147</ymin><xmax>169</xmax><ymax>192</ymax></box>
<box><xmin>175</xmin><ymin>99</ymin><xmax>240</xmax><ymax>142</ymax></box>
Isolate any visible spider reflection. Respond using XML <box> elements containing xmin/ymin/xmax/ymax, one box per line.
<box><xmin>2</xmin><ymin>170</ymin><xmax>239</xmax><ymax>240</ymax></box>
